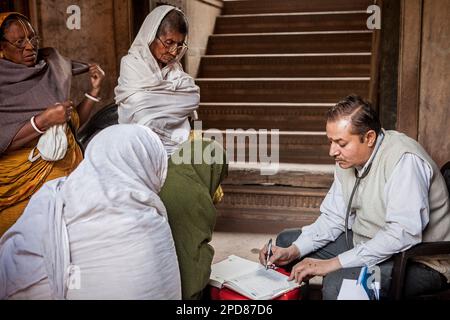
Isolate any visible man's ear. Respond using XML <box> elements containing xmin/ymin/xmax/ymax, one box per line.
<box><xmin>366</xmin><ymin>130</ymin><xmax>377</xmax><ymax>147</ymax></box>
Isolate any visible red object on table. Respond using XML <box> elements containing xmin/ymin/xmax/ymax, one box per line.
<box><xmin>209</xmin><ymin>268</ymin><xmax>301</xmax><ymax>300</ymax></box>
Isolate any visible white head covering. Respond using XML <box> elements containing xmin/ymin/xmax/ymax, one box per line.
<box><xmin>0</xmin><ymin>124</ymin><xmax>182</xmax><ymax>299</ymax></box>
<box><xmin>61</xmin><ymin>124</ymin><xmax>168</xmax><ymax>223</ymax></box>
<box><xmin>114</xmin><ymin>5</ymin><xmax>200</xmax><ymax>156</ymax></box>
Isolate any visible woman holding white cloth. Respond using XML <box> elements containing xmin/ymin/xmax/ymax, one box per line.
<box><xmin>0</xmin><ymin>124</ymin><xmax>181</xmax><ymax>300</ymax></box>
<box><xmin>114</xmin><ymin>5</ymin><xmax>199</xmax><ymax>156</ymax></box>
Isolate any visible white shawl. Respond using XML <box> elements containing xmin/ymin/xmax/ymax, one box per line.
<box><xmin>114</xmin><ymin>5</ymin><xmax>200</xmax><ymax>156</ymax></box>
<box><xmin>0</xmin><ymin>124</ymin><xmax>182</xmax><ymax>299</ymax></box>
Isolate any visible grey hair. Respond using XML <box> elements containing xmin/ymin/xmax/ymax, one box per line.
<box><xmin>0</xmin><ymin>14</ymin><xmax>35</xmax><ymax>41</ymax></box>
<box><xmin>326</xmin><ymin>94</ymin><xmax>382</xmax><ymax>142</ymax></box>
<box><xmin>156</xmin><ymin>9</ymin><xmax>188</xmax><ymax>37</ymax></box>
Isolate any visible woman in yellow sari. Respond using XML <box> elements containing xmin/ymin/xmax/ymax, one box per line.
<box><xmin>0</xmin><ymin>12</ymin><xmax>105</xmax><ymax>236</ymax></box>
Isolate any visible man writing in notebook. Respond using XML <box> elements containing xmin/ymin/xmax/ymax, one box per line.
<box><xmin>259</xmin><ymin>95</ymin><xmax>450</xmax><ymax>299</ymax></box>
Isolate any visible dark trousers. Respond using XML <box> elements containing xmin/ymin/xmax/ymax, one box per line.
<box><xmin>276</xmin><ymin>228</ymin><xmax>447</xmax><ymax>300</ymax></box>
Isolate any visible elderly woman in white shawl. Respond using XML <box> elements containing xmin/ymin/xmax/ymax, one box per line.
<box><xmin>115</xmin><ymin>5</ymin><xmax>198</xmax><ymax>156</ymax></box>
<box><xmin>0</xmin><ymin>124</ymin><xmax>181</xmax><ymax>299</ymax></box>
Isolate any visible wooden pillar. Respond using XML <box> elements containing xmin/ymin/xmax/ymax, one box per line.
<box><xmin>396</xmin><ymin>0</ymin><xmax>422</xmax><ymax>139</ymax></box>
<box><xmin>376</xmin><ymin>0</ymin><xmax>400</xmax><ymax>130</ymax></box>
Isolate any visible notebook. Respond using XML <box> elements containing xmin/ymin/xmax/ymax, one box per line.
<box><xmin>209</xmin><ymin>255</ymin><xmax>301</xmax><ymax>300</ymax></box>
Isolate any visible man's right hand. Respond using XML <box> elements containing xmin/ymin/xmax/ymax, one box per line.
<box><xmin>259</xmin><ymin>244</ymin><xmax>300</xmax><ymax>267</ymax></box>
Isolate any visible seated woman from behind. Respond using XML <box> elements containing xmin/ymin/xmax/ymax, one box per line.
<box><xmin>0</xmin><ymin>124</ymin><xmax>181</xmax><ymax>300</ymax></box>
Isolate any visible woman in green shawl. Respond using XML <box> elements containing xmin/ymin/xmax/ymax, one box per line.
<box><xmin>160</xmin><ymin>138</ymin><xmax>227</xmax><ymax>300</ymax></box>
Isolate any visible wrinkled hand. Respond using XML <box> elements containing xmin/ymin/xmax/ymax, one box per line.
<box><xmin>38</xmin><ymin>100</ymin><xmax>74</xmax><ymax>129</ymax></box>
<box><xmin>259</xmin><ymin>244</ymin><xmax>300</xmax><ymax>268</ymax></box>
<box><xmin>88</xmin><ymin>63</ymin><xmax>105</xmax><ymax>94</ymax></box>
<box><xmin>288</xmin><ymin>257</ymin><xmax>342</xmax><ymax>283</ymax></box>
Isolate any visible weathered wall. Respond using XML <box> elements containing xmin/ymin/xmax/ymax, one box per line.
<box><xmin>31</xmin><ymin>0</ymin><xmax>132</xmax><ymax>113</ymax></box>
<box><xmin>418</xmin><ymin>0</ymin><xmax>450</xmax><ymax>167</ymax></box>
<box><xmin>29</xmin><ymin>0</ymin><xmax>222</xmax><ymax>113</ymax></box>
<box><xmin>184</xmin><ymin>0</ymin><xmax>223</xmax><ymax>76</ymax></box>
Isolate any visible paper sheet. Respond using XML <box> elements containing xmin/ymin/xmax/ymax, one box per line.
<box><xmin>209</xmin><ymin>255</ymin><xmax>260</xmax><ymax>288</ymax></box>
<box><xmin>227</xmin><ymin>268</ymin><xmax>300</xmax><ymax>300</ymax></box>
<box><xmin>337</xmin><ymin>279</ymin><xmax>380</xmax><ymax>300</ymax></box>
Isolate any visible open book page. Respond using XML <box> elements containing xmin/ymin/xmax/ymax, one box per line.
<box><xmin>209</xmin><ymin>255</ymin><xmax>261</xmax><ymax>288</ymax></box>
<box><xmin>210</xmin><ymin>255</ymin><xmax>301</xmax><ymax>300</ymax></box>
<box><xmin>225</xmin><ymin>267</ymin><xmax>300</xmax><ymax>300</ymax></box>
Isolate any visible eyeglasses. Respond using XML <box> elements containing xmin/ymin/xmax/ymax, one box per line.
<box><xmin>156</xmin><ymin>37</ymin><xmax>187</xmax><ymax>54</ymax></box>
<box><xmin>3</xmin><ymin>36</ymin><xmax>40</xmax><ymax>49</ymax></box>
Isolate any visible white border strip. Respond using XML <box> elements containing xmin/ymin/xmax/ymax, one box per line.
<box><xmin>202</xmin><ymin>53</ymin><xmax>372</xmax><ymax>58</ymax></box>
<box><xmin>220</xmin><ymin>10</ymin><xmax>368</xmax><ymax>18</ymax></box>
<box><xmin>196</xmin><ymin>77</ymin><xmax>371</xmax><ymax>81</ymax></box>
<box><xmin>212</xmin><ymin>30</ymin><xmax>372</xmax><ymax>37</ymax></box>
<box><xmin>200</xmin><ymin>102</ymin><xmax>336</xmax><ymax>107</ymax></box>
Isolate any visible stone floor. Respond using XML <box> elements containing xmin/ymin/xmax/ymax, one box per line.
<box><xmin>210</xmin><ymin>231</ymin><xmax>277</xmax><ymax>264</ymax></box>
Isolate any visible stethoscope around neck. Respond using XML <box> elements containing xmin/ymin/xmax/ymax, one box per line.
<box><xmin>344</xmin><ymin>162</ymin><xmax>372</xmax><ymax>249</ymax></box>
<box><xmin>343</xmin><ymin>131</ymin><xmax>384</xmax><ymax>249</ymax></box>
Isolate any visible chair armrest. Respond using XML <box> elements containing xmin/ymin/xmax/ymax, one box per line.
<box><xmin>389</xmin><ymin>241</ymin><xmax>450</xmax><ymax>300</ymax></box>
<box><xmin>400</xmin><ymin>241</ymin><xmax>450</xmax><ymax>258</ymax></box>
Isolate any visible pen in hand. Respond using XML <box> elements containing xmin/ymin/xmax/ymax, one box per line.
<box><xmin>265</xmin><ymin>238</ymin><xmax>273</xmax><ymax>270</ymax></box>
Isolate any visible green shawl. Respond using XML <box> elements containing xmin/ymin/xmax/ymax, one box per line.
<box><xmin>159</xmin><ymin>138</ymin><xmax>228</xmax><ymax>300</ymax></box>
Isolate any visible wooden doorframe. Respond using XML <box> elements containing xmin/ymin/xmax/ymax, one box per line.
<box><xmin>0</xmin><ymin>1</ymin><xmax>41</xmax><ymax>37</ymax></box>
<box><xmin>396</xmin><ymin>0</ymin><xmax>423</xmax><ymax>139</ymax></box>
<box><xmin>0</xmin><ymin>0</ymin><xmax>29</xmax><ymax>15</ymax></box>
<box><xmin>369</xmin><ymin>0</ymin><xmax>381</xmax><ymax>112</ymax></box>
<box><xmin>131</xmin><ymin>0</ymin><xmax>151</xmax><ymax>39</ymax></box>
<box><xmin>369</xmin><ymin>0</ymin><xmax>401</xmax><ymax>130</ymax></box>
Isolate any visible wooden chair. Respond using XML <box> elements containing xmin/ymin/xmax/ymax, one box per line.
<box><xmin>77</xmin><ymin>103</ymin><xmax>118</xmax><ymax>149</ymax></box>
<box><xmin>388</xmin><ymin>161</ymin><xmax>450</xmax><ymax>300</ymax></box>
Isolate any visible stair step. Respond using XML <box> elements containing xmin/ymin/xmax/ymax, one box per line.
<box><xmin>201</xmin><ymin>130</ymin><xmax>333</xmax><ymax>164</ymax></box>
<box><xmin>225</xmin><ymin>162</ymin><xmax>334</xmax><ymax>188</ymax></box>
<box><xmin>222</xmin><ymin>0</ymin><xmax>374</xmax><ymax>15</ymax></box>
<box><xmin>215</xmin><ymin>11</ymin><xmax>370</xmax><ymax>34</ymax></box>
<box><xmin>198</xmin><ymin>53</ymin><xmax>371</xmax><ymax>78</ymax></box>
<box><xmin>198</xmin><ymin>102</ymin><xmax>331</xmax><ymax>131</ymax></box>
<box><xmin>214</xmin><ymin>162</ymin><xmax>334</xmax><ymax>233</ymax></box>
<box><xmin>215</xmin><ymin>184</ymin><xmax>327</xmax><ymax>233</ymax></box>
<box><xmin>207</xmin><ymin>31</ymin><xmax>373</xmax><ymax>55</ymax></box>
<box><xmin>196</xmin><ymin>78</ymin><xmax>370</xmax><ymax>103</ymax></box>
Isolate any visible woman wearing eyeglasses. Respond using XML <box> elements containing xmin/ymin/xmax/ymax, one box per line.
<box><xmin>115</xmin><ymin>6</ymin><xmax>227</xmax><ymax>300</ymax></box>
<box><xmin>115</xmin><ymin>5</ymin><xmax>195</xmax><ymax>156</ymax></box>
<box><xmin>0</xmin><ymin>12</ymin><xmax>105</xmax><ymax>236</ymax></box>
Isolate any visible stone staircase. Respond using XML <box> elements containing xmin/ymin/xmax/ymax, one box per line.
<box><xmin>197</xmin><ymin>0</ymin><xmax>373</xmax><ymax>233</ymax></box>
